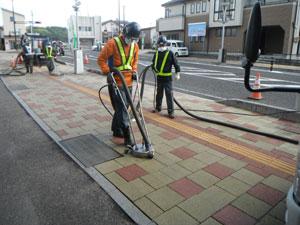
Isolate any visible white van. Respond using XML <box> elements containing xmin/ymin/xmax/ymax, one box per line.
<box><xmin>166</xmin><ymin>40</ymin><xmax>189</xmax><ymax>57</ymax></box>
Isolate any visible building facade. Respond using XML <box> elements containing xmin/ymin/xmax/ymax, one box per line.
<box><xmin>67</xmin><ymin>15</ymin><xmax>102</xmax><ymax>49</ymax></box>
<box><xmin>158</xmin><ymin>0</ymin><xmax>300</xmax><ymax>57</ymax></box>
<box><xmin>140</xmin><ymin>26</ymin><xmax>158</xmax><ymax>49</ymax></box>
<box><xmin>1</xmin><ymin>8</ymin><xmax>26</xmax><ymax>50</ymax></box>
<box><xmin>102</xmin><ymin>20</ymin><xmax>125</xmax><ymax>43</ymax></box>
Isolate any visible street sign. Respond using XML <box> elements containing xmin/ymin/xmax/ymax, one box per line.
<box><xmin>188</xmin><ymin>22</ymin><xmax>206</xmax><ymax>37</ymax></box>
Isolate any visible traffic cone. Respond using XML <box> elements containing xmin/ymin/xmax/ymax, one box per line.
<box><xmin>17</xmin><ymin>56</ymin><xmax>22</xmax><ymax>64</ymax></box>
<box><xmin>249</xmin><ymin>73</ymin><xmax>263</xmax><ymax>100</ymax></box>
<box><xmin>11</xmin><ymin>56</ymin><xmax>15</xmax><ymax>67</ymax></box>
<box><xmin>84</xmin><ymin>54</ymin><xmax>89</xmax><ymax>64</ymax></box>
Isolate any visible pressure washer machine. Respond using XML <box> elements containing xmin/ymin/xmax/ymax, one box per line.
<box><xmin>99</xmin><ymin>67</ymin><xmax>154</xmax><ymax>158</ymax></box>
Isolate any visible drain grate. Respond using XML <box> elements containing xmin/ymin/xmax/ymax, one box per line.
<box><xmin>9</xmin><ymin>85</ymin><xmax>29</xmax><ymax>91</ymax></box>
<box><xmin>60</xmin><ymin>134</ymin><xmax>121</xmax><ymax>168</ymax></box>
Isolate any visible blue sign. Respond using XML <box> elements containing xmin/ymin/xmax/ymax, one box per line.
<box><xmin>188</xmin><ymin>22</ymin><xmax>206</xmax><ymax>37</ymax></box>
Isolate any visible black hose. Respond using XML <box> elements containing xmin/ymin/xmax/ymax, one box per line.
<box><xmin>0</xmin><ymin>56</ymin><xmax>26</xmax><ymax>76</ymax></box>
<box><xmin>98</xmin><ymin>84</ymin><xmax>113</xmax><ymax>117</ymax></box>
<box><xmin>110</xmin><ymin>67</ymin><xmax>151</xmax><ymax>147</ymax></box>
<box><xmin>140</xmin><ymin>65</ymin><xmax>299</xmax><ymax>145</ymax></box>
<box><xmin>173</xmin><ymin>98</ymin><xmax>298</xmax><ymax>145</ymax></box>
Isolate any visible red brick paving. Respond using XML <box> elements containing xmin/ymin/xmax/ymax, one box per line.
<box><xmin>168</xmin><ymin>177</ymin><xmax>204</xmax><ymax>199</ymax></box>
<box><xmin>204</xmin><ymin>163</ymin><xmax>235</xmax><ymax>179</ymax></box>
<box><xmin>240</xmin><ymin>133</ymin><xmax>262</xmax><ymax>143</ymax></box>
<box><xmin>213</xmin><ymin>205</ymin><xmax>256</xmax><ymax>225</ymax></box>
<box><xmin>171</xmin><ymin>147</ymin><xmax>197</xmax><ymax>160</ymax></box>
<box><xmin>57</xmin><ymin>114</ymin><xmax>74</xmax><ymax>120</ymax></box>
<box><xmin>159</xmin><ymin>131</ymin><xmax>181</xmax><ymax>140</ymax></box>
<box><xmin>56</xmin><ymin>130</ymin><xmax>68</xmax><ymax>136</ymax></box>
<box><xmin>222</xmin><ymin>113</ymin><xmax>239</xmax><ymax>120</ymax></box>
<box><xmin>243</xmin><ymin>124</ymin><xmax>259</xmax><ymax>130</ymax></box>
<box><xmin>116</xmin><ymin>164</ymin><xmax>149</xmax><ymax>182</ymax></box>
<box><xmin>66</xmin><ymin>121</ymin><xmax>85</xmax><ymax>128</ymax></box>
<box><xmin>261</xmin><ymin>137</ymin><xmax>285</xmax><ymax>146</ymax></box>
<box><xmin>244</xmin><ymin>165</ymin><xmax>272</xmax><ymax>178</ymax></box>
<box><xmin>247</xmin><ymin>183</ymin><xmax>285</xmax><ymax>206</ymax></box>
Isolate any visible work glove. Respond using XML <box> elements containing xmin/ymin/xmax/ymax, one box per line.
<box><xmin>107</xmin><ymin>72</ymin><xmax>113</xmax><ymax>84</ymax></box>
<box><xmin>175</xmin><ymin>72</ymin><xmax>180</xmax><ymax>81</ymax></box>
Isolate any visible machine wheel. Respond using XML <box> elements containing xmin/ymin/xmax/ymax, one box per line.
<box><xmin>175</xmin><ymin>52</ymin><xmax>179</xmax><ymax>57</ymax></box>
<box><xmin>148</xmin><ymin>153</ymin><xmax>154</xmax><ymax>159</ymax></box>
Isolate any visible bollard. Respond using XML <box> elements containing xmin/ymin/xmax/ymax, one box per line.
<box><xmin>270</xmin><ymin>57</ymin><xmax>274</xmax><ymax>71</ymax></box>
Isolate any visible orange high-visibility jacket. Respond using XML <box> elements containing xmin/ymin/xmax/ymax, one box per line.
<box><xmin>97</xmin><ymin>34</ymin><xmax>139</xmax><ymax>87</ymax></box>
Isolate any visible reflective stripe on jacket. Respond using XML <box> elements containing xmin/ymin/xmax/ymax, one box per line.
<box><xmin>114</xmin><ymin>37</ymin><xmax>135</xmax><ymax>71</ymax></box>
<box><xmin>154</xmin><ymin>50</ymin><xmax>172</xmax><ymax>76</ymax></box>
<box><xmin>46</xmin><ymin>47</ymin><xmax>53</xmax><ymax>58</ymax></box>
<box><xmin>97</xmin><ymin>34</ymin><xmax>139</xmax><ymax>87</ymax></box>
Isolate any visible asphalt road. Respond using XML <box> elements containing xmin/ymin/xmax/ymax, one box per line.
<box><xmin>60</xmin><ymin>49</ymin><xmax>300</xmax><ymax>111</ymax></box>
<box><xmin>0</xmin><ymin>80</ymin><xmax>135</xmax><ymax>225</ymax></box>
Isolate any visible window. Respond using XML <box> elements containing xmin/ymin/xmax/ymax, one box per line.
<box><xmin>213</xmin><ymin>0</ymin><xmax>236</xmax><ymax>22</ymax></box>
<box><xmin>182</xmin><ymin>5</ymin><xmax>186</xmax><ymax>15</ymax></box>
<box><xmin>190</xmin><ymin>3</ymin><xmax>195</xmax><ymax>14</ymax></box>
<box><xmin>194</xmin><ymin>36</ymin><xmax>199</xmax><ymax>43</ymax></box>
<box><xmin>165</xmin><ymin>8</ymin><xmax>170</xmax><ymax>18</ymax></box>
<box><xmin>200</xmin><ymin>36</ymin><xmax>205</xmax><ymax>43</ymax></box>
<box><xmin>10</xmin><ymin>16</ymin><xmax>14</xmax><ymax>22</ymax></box>
<box><xmin>189</xmin><ymin>36</ymin><xmax>193</xmax><ymax>43</ymax></box>
<box><xmin>196</xmin><ymin>2</ymin><xmax>201</xmax><ymax>13</ymax></box>
<box><xmin>215</xmin><ymin>28</ymin><xmax>236</xmax><ymax>37</ymax></box>
<box><xmin>79</xmin><ymin>26</ymin><xmax>92</xmax><ymax>31</ymax></box>
<box><xmin>202</xmin><ymin>1</ymin><xmax>207</xmax><ymax>12</ymax></box>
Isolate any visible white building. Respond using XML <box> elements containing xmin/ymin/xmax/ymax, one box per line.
<box><xmin>0</xmin><ymin>8</ymin><xmax>26</xmax><ymax>50</ymax></box>
<box><xmin>102</xmin><ymin>20</ymin><xmax>125</xmax><ymax>42</ymax></box>
<box><xmin>67</xmin><ymin>15</ymin><xmax>102</xmax><ymax>49</ymax></box>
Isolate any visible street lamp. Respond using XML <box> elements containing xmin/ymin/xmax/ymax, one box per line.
<box><xmin>72</xmin><ymin>0</ymin><xmax>84</xmax><ymax>74</ymax></box>
<box><xmin>11</xmin><ymin>0</ymin><xmax>17</xmax><ymax>50</ymax></box>
<box><xmin>72</xmin><ymin>0</ymin><xmax>81</xmax><ymax>49</ymax></box>
<box><xmin>218</xmin><ymin>0</ymin><xmax>231</xmax><ymax>63</ymax></box>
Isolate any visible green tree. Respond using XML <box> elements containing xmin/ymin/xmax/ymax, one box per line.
<box><xmin>26</xmin><ymin>26</ymin><xmax>68</xmax><ymax>43</ymax></box>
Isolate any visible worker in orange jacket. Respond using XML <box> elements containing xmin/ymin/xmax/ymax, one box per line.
<box><xmin>97</xmin><ymin>22</ymin><xmax>140</xmax><ymax>146</ymax></box>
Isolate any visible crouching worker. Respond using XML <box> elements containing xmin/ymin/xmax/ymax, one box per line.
<box><xmin>97</xmin><ymin>22</ymin><xmax>141</xmax><ymax>146</ymax></box>
<box><xmin>44</xmin><ymin>42</ymin><xmax>57</xmax><ymax>75</ymax></box>
<box><xmin>152</xmin><ymin>35</ymin><xmax>181</xmax><ymax>119</ymax></box>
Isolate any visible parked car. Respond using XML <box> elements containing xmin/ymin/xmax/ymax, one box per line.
<box><xmin>92</xmin><ymin>45</ymin><xmax>98</xmax><ymax>51</ymax></box>
<box><xmin>92</xmin><ymin>43</ymin><xmax>106</xmax><ymax>51</ymax></box>
<box><xmin>166</xmin><ymin>40</ymin><xmax>189</xmax><ymax>57</ymax></box>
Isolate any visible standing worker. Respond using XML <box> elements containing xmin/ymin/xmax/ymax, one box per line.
<box><xmin>97</xmin><ymin>22</ymin><xmax>141</xmax><ymax>146</ymax></box>
<box><xmin>22</xmin><ymin>42</ymin><xmax>34</xmax><ymax>74</ymax></box>
<box><xmin>44</xmin><ymin>42</ymin><xmax>56</xmax><ymax>74</ymax></box>
<box><xmin>152</xmin><ymin>35</ymin><xmax>181</xmax><ymax>118</ymax></box>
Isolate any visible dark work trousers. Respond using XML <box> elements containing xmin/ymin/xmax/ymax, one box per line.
<box><xmin>24</xmin><ymin>55</ymin><xmax>33</xmax><ymax>74</ymax></box>
<box><xmin>111</xmin><ymin>86</ymin><xmax>132</xmax><ymax>132</ymax></box>
<box><xmin>156</xmin><ymin>79</ymin><xmax>174</xmax><ymax>114</ymax></box>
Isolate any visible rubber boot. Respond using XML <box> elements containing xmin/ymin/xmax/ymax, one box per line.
<box><xmin>122</xmin><ymin>127</ymin><xmax>133</xmax><ymax>146</ymax></box>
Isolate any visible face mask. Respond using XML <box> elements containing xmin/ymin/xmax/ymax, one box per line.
<box><xmin>124</xmin><ymin>36</ymin><xmax>138</xmax><ymax>45</ymax></box>
<box><xmin>158</xmin><ymin>47</ymin><xmax>167</xmax><ymax>52</ymax></box>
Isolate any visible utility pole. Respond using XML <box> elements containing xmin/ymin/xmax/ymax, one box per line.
<box><xmin>218</xmin><ymin>0</ymin><xmax>230</xmax><ymax>63</ymax></box>
<box><xmin>118</xmin><ymin>0</ymin><xmax>120</xmax><ymax>34</ymax></box>
<box><xmin>31</xmin><ymin>11</ymin><xmax>33</xmax><ymax>33</ymax></box>
<box><xmin>11</xmin><ymin>0</ymin><xmax>17</xmax><ymax>50</ymax></box>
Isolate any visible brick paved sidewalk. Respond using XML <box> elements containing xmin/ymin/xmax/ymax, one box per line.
<box><xmin>1</xmin><ymin>53</ymin><xmax>300</xmax><ymax>225</ymax></box>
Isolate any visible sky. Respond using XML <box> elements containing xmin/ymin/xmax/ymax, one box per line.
<box><xmin>0</xmin><ymin>0</ymin><xmax>166</xmax><ymax>28</ymax></box>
